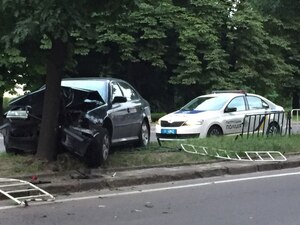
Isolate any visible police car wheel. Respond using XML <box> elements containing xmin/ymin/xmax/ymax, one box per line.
<box><xmin>207</xmin><ymin>125</ymin><xmax>223</xmax><ymax>137</ymax></box>
<box><xmin>266</xmin><ymin>122</ymin><xmax>280</xmax><ymax>136</ymax></box>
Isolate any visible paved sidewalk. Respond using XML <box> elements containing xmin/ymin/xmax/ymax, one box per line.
<box><xmin>13</xmin><ymin>153</ymin><xmax>300</xmax><ymax>195</ymax></box>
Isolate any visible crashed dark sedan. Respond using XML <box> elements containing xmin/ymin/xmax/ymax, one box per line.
<box><xmin>1</xmin><ymin>77</ymin><xmax>151</xmax><ymax>166</ymax></box>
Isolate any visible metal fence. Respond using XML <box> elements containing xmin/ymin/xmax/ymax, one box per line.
<box><xmin>291</xmin><ymin>109</ymin><xmax>300</xmax><ymax>135</ymax></box>
<box><xmin>240</xmin><ymin>111</ymin><xmax>291</xmax><ymax>138</ymax></box>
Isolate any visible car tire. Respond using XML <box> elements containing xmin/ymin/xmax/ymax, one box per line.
<box><xmin>5</xmin><ymin>147</ymin><xmax>18</xmax><ymax>154</ymax></box>
<box><xmin>266</xmin><ymin>122</ymin><xmax>280</xmax><ymax>136</ymax></box>
<box><xmin>3</xmin><ymin>136</ymin><xmax>16</xmax><ymax>153</ymax></box>
<box><xmin>207</xmin><ymin>125</ymin><xmax>223</xmax><ymax>137</ymax></box>
<box><xmin>137</xmin><ymin>120</ymin><xmax>150</xmax><ymax>147</ymax></box>
<box><xmin>85</xmin><ymin>128</ymin><xmax>110</xmax><ymax>168</ymax></box>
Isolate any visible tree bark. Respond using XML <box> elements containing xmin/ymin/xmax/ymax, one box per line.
<box><xmin>36</xmin><ymin>39</ymin><xmax>67</xmax><ymax>161</ymax></box>
<box><xmin>0</xmin><ymin>90</ymin><xmax>4</xmax><ymax>125</ymax></box>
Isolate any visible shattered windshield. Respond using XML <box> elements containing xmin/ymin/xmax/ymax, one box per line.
<box><xmin>181</xmin><ymin>96</ymin><xmax>230</xmax><ymax>111</ymax></box>
<box><xmin>61</xmin><ymin>80</ymin><xmax>108</xmax><ymax>103</ymax></box>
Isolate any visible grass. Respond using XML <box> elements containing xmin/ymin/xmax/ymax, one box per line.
<box><xmin>0</xmin><ymin>134</ymin><xmax>300</xmax><ymax>176</ymax></box>
<box><xmin>0</xmin><ymin>152</ymin><xmax>86</xmax><ymax>177</ymax></box>
<box><xmin>104</xmin><ymin>134</ymin><xmax>300</xmax><ymax>168</ymax></box>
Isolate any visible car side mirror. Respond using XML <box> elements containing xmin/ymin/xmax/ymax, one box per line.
<box><xmin>225</xmin><ymin>107</ymin><xmax>237</xmax><ymax>113</ymax></box>
<box><xmin>112</xmin><ymin>96</ymin><xmax>127</xmax><ymax>104</ymax></box>
<box><xmin>262</xmin><ymin>104</ymin><xmax>269</xmax><ymax>109</ymax></box>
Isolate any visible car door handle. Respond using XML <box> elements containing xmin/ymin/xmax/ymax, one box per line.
<box><xmin>127</xmin><ymin>108</ymin><xmax>130</xmax><ymax>113</ymax></box>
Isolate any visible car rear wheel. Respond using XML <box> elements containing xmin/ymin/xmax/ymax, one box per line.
<box><xmin>137</xmin><ymin>120</ymin><xmax>150</xmax><ymax>147</ymax></box>
<box><xmin>266</xmin><ymin>122</ymin><xmax>280</xmax><ymax>136</ymax></box>
<box><xmin>207</xmin><ymin>125</ymin><xmax>223</xmax><ymax>137</ymax></box>
<box><xmin>85</xmin><ymin>128</ymin><xmax>110</xmax><ymax>168</ymax></box>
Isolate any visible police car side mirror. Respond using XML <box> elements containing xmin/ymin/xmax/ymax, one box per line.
<box><xmin>225</xmin><ymin>107</ymin><xmax>237</xmax><ymax>113</ymax></box>
<box><xmin>262</xmin><ymin>103</ymin><xmax>269</xmax><ymax>109</ymax></box>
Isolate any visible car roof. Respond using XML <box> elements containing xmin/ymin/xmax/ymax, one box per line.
<box><xmin>200</xmin><ymin>93</ymin><xmax>246</xmax><ymax>98</ymax></box>
<box><xmin>198</xmin><ymin>92</ymin><xmax>278</xmax><ymax>107</ymax></box>
<box><xmin>200</xmin><ymin>92</ymin><xmax>267</xmax><ymax>98</ymax></box>
<box><xmin>62</xmin><ymin>77</ymin><xmax>124</xmax><ymax>82</ymax></box>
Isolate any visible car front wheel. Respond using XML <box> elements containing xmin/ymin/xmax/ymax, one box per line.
<box><xmin>85</xmin><ymin>128</ymin><xmax>110</xmax><ymax>168</ymax></box>
<box><xmin>207</xmin><ymin>125</ymin><xmax>223</xmax><ymax>137</ymax></box>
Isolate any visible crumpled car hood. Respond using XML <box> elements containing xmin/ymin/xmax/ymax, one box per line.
<box><xmin>2</xmin><ymin>86</ymin><xmax>106</xmax><ymax>155</ymax></box>
<box><xmin>8</xmin><ymin>86</ymin><xmax>105</xmax><ymax>116</ymax></box>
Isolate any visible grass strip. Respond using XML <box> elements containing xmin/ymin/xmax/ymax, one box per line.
<box><xmin>0</xmin><ymin>135</ymin><xmax>299</xmax><ymax>176</ymax></box>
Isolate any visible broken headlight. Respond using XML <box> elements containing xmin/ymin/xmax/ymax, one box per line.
<box><xmin>6</xmin><ymin>110</ymin><xmax>29</xmax><ymax>119</ymax></box>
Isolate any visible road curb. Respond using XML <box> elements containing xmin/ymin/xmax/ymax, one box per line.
<box><xmin>31</xmin><ymin>154</ymin><xmax>300</xmax><ymax>195</ymax></box>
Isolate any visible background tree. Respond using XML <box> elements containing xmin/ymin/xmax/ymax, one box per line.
<box><xmin>1</xmin><ymin>0</ymin><xmax>99</xmax><ymax>160</ymax></box>
<box><xmin>1</xmin><ymin>0</ymin><xmax>298</xmax><ymax>163</ymax></box>
<box><xmin>0</xmin><ymin>48</ymin><xmax>26</xmax><ymax>124</ymax></box>
<box><xmin>225</xmin><ymin>1</ymin><xmax>294</xmax><ymax>102</ymax></box>
<box><xmin>250</xmin><ymin>0</ymin><xmax>300</xmax><ymax>107</ymax></box>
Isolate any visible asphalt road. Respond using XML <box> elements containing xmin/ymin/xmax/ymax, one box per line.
<box><xmin>1</xmin><ymin>168</ymin><xmax>300</xmax><ymax>225</ymax></box>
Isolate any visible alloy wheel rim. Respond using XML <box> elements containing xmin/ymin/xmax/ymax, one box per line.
<box><xmin>142</xmin><ymin>123</ymin><xmax>149</xmax><ymax>145</ymax></box>
<box><xmin>211</xmin><ymin>128</ymin><xmax>221</xmax><ymax>136</ymax></box>
<box><xmin>102</xmin><ymin>134</ymin><xmax>110</xmax><ymax>160</ymax></box>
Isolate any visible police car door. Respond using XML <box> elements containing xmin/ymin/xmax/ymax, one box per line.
<box><xmin>245</xmin><ymin>96</ymin><xmax>269</xmax><ymax>132</ymax></box>
<box><xmin>223</xmin><ymin>96</ymin><xmax>246</xmax><ymax>134</ymax></box>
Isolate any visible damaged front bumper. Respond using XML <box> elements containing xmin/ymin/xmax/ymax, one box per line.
<box><xmin>61</xmin><ymin>126</ymin><xmax>97</xmax><ymax>157</ymax></box>
<box><xmin>1</xmin><ymin>86</ymin><xmax>106</xmax><ymax>156</ymax></box>
<box><xmin>1</xmin><ymin>119</ymin><xmax>39</xmax><ymax>153</ymax></box>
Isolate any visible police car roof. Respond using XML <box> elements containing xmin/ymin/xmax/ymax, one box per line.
<box><xmin>201</xmin><ymin>92</ymin><xmax>246</xmax><ymax>98</ymax></box>
<box><xmin>211</xmin><ymin>90</ymin><xmax>246</xmax><ymax>94</ymax></box>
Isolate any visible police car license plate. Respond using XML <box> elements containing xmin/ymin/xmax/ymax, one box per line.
<box><xmin>161</xmin><ymin>129</ymin><xmax>177</xmax><ymax>134</ymax></box>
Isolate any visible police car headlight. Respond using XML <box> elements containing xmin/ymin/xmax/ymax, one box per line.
<box><xmin>183</xmin><ymin>120</ymin><xmax>204</xmax><ymax>126</ymax></box>
<box><xmin>156</xmin><ymin>119</ymin><xmax>161</xmax><ymax>125</ymax></box>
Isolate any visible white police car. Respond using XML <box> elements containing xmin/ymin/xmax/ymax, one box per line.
<box><xmin>156</xmin><ymin>91</ymin><xmax>284</xmax><ymax>140</ymax></box>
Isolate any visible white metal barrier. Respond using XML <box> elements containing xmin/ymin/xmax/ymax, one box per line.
<box><xmin>181</xmin><ymin>144</ymin><xmax>287</xmax><ymax>162</ymax></box>
<box><xmin>0</xmin><ymin>178</ymin><xmax>55</xmax><ymax>206</ymax></box>
<box><xmin>291</xmin><ymin>109</ymin><xmax>300</xmax><ymax>134</ymax></box>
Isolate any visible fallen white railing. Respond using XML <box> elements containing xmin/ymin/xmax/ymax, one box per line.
<box><xmin>0</xmin><ymin>178</ymin><xmax>55</xmax><ymax>206</ymax></box>
<box><xmin>181</xmin><ymin>144</ymin><xmax>287</xmax><ymax>162</ymax></box>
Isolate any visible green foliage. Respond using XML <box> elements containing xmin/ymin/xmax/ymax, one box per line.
<box><xmin>249</xmin><ymin>0</ymin><xmax>300</xmax><ymax>101</ymax></box>
<box><xmin>0</xmin><ymin>0</ymin><xmax>299</xmax><ymax>111</ymax></box>
<box><xmin>3</xmin><ymin>97</ymin><xmax>11</xmax><ymax>111</ymax></box>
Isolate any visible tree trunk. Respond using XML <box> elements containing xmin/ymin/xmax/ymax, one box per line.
<box><xmin>36</xmin><ymin>39</ymin><xmax>67</xmax><ymax>161</ymax></box>
<box><xmin>0</xmin><ymin>90</ymin><xmax>4</xmax><ymax>125</ymax></box>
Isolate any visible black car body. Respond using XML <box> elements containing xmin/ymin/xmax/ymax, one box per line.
<box><xmin>1</xmin><ymin>78</ymin><xmax>151</xmax><ymax>166</ymax></box>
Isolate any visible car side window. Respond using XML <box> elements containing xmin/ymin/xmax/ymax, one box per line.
<box><xmin>247</xmin><ymin>96</ymin><xmax>269</xmax><ymax>110</ymax></box>
<box><xmin>111</xmin><ymin>82</ymin><xmax>123</xmax><ymax>101</ymax></box>
<box><xmin>118</xmin><ymin>82</ymin><xmax>139</xmax><ymax>101</ymax></box>
<box><xmin>227</xmin><ymin>96</ymin><xmax>246</xmax><ymax>111</ymax></box>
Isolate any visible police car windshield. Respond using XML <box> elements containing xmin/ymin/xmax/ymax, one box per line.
<box><xmin>181</xmin><ymin>96</ymin><xmax>230</xmax><ymax>111</ymax></box>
